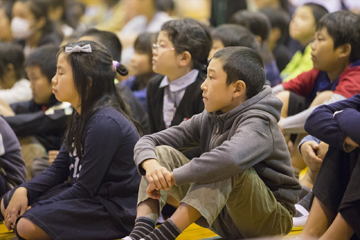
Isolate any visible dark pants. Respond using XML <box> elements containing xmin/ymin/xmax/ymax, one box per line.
<box><xmin>313</xmin><ymin>147</ymin><xmax>360</xmax><ymax>239</ymax></box>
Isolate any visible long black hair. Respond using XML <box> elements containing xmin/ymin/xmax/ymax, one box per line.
<box><xmin>59</xmin><ymin>41</ymin><xmax>142</xmax><ymax>160</ymax></box>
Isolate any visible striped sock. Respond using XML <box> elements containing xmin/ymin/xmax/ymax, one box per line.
<box><xmin>141</xmin><ymin>219</ymin><xmax>181</xmax><ymax>240</ymax></box>
<box><xmin>123</xmin><ymin>217</ymin><xmax>156</xmax><ymax>240</ymax></box>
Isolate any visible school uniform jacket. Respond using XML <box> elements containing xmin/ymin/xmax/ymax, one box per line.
<box><xmin>3</xmin><ymin>95</ymin><xmax>72</xmax><ymax>151</ymax></box>
<box><xmin>146</xmin><ymin>72</ymin><xmax>205</xmax><ymax>133</ymax></box>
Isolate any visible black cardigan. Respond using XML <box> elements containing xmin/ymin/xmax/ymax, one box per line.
<box><xmin>146</xmin><ymin>72</ymin><xmax>205</xmax><ymax>133</ymax></box>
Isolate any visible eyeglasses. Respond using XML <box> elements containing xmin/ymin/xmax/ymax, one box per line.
<box><xmin>152</xmin><ymin>43</ymin><xmax>175</xmax><ymax>52</ymax></box>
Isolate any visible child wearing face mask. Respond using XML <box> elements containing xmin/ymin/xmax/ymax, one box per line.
<box><xmin>11</xmin><ymin>0</ymin><xmax>62</xmax><ymax>56</ymax></box>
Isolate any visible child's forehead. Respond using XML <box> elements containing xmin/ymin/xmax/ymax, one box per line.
<box><xmin>25</xmin><ymin>65</ymin><xmax>45</xmax><ymax>77</ymax></box>
<box><xmin>157</xmin><ymin>31</ymin><xmax>172</xmax><ymax>42</ymax></box>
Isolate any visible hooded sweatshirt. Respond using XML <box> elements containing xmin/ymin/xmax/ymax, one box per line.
<box><xmin>134</xmin><ymin>85</ymin><xmax>301</xmax><ymax>215</ymax></box>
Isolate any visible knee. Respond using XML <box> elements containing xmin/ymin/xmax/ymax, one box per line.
<box><xmin>275</xmin><ymin>90</ymin><xmax>290</xmax><ymax>104</ymax></box>
<box><xmin>16</xmin><ymin>218</ymin><xmax>36</xmax><ymax>240</ymax></box>
<box><xmin>0</xmin><ymin>198</ymin><xmax>5</xmax><ymax>218</ymax></box>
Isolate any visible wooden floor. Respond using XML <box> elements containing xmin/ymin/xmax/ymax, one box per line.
<box><xmin>0</xmin><ymin>222</ymin><xmax>301</xmax><ymax>240</ymax></box>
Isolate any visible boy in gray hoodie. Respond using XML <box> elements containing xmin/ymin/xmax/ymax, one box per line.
<box><xmin>124</xmin><ymin>47</ymin><xmax>301</xmax><ymax>240</ymax></box>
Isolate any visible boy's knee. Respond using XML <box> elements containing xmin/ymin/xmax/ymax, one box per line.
<box><xmin>16</xmin><ymin>218</ymin><xmax>33</xmax><ymax>239</ymax></box>
<box><xmin>0</xmin><ymin>198</ymin><xmax>5</xmax><ymax>218</ymax></box>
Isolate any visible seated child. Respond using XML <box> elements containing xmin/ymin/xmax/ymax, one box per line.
<box><xmin>0</xmin><ymin>42</ymin><xmax>32</xmax><ymax>105</ymax></box>
<box><xmin>281</xmin><ymin>3</ymin><xmax>328</xmax><ymax>82</ymax></box>
<box><xmin>79</xmin><ymin>28</ymin><xmax>150</xmax><ymax>134</ymax></box>
<box><xmin>259</xmin><ymin>7</ymin><xmax>291</xmax><ymax>72</ymax></box>
<box><xmin>231</xmin><ymin>10</ymin><xmax>281</xmax><ymax>86</ymax></box>
<box><xmin>0</xmin><ymin>117</ymin><xmax>26</xmax><ymax>196</ymax></box>
<box><xmin>298</xmin><ymin>95</ymin><xmax>360</xmax><ymax>240</ymax></box>
<box><xmin>1</xmin><ymin>41</ymin><xmax>141</xmax><ymax>239</ymax></box>
<box><xmin>0</xmin><ymin>45</ymin><xmax>72</xmax><ymax>177</ymax></box>
<box><xmin>123</xmin><ymin>32</ymin><xmax>159</xmax><ymax>112</ymax></box>
<box><xmin>147</xmin><ymin>18</ymin><xmax>211</xmax><ymax>133</ymax></box>
<box><xmin>273</xmin><ymin>10</ymin><xmax>360</xmax><ymax>175</ymax></box>
<box><xmin>123</xmin><ymin>47</ymin><xmax>301</xmax><ymax>240</ymax></box>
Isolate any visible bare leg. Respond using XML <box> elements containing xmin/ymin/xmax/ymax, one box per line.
<box><xmin>166</xmin><ymin>194</ymin><xmax>180</xmax><ymax>208</ymax></box>
<box><xmin>169</xmin><ymin>203</ymin><xmax>202</xmax><ymax>231</ymax></box>
<box><xmin>300</xmin><ymin>167</ymin><xmax>318</xmax><ymax>189</ymax></box>
<box><xmin>276</xmin><ymin>91</ymin><xmax>290</xmax><ymax>118</ymax></box>
<box><xmin>320</xmin><ymin>213</ymin><xmax>354</xmax><ymax>240</ymax></box>
<box><xmin>16</xmin><ymin>217</ymin><xmax>51</xmax><ymax>240</ymax></box>
<box><xmin>136</xmin><ymin>198</ymin><xmax>160</xmax><ymax>223</ymax></box>
<box><xmin>300</xmin><ymin>197</ymin><xmax>335</xmax><ymax>239</ymax></box>
<box><xmin>291</xmin><ymin>133</ymin><xmax>308</xmax><ymax>172</ymax></box>
<box><xmin>1</xmin><ymin>199</ymin><xmax>5</xmax><ymax>218</ymax></box>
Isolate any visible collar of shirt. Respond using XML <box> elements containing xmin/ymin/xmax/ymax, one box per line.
<box><xmin>159</xmin><ymin>69</ymin><xmax>199</xmax><ymax>92</ymax></box>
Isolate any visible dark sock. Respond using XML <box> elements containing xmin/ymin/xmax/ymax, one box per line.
<box><xmin>123</xmin><ymin>217</ymin><xmax>156</xmax><ymax>240</ymax></box>
<box><xmin>295</xmin><ymin>190</ymin><xmax>314</xmax><ymax>217</ymax></box>
<box><xmin>142</xmin><ymin>218</ymin><xmax>181</xmax><ymax>240</ymax></box>
<box><xmin>299</xmin><ymin>185</ymin><xmax>311</xmax><ymax>200</ymax></box>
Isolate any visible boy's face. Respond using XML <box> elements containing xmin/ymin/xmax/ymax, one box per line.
<box><xmin>311</xmin><ymin>27</ymin><xmax>342</xmax><ymax>72</ymax></box>
<box><xmin>26</xmin><ymin>66</ymin><xmax>53</xmax><ymax>105</ymax></box>
<box><xmin>52</xmin><ymin>52</ymin><xmax>79</xmax><ymax>107</ymax></box>
<box><xmin>208</xmin><ymin>39</ymin><xmax>225</xmax><ymax>59</ymax></box>
<box><xmin>201</xmin><ymin>58</ymin><xmax>239</xmax><ymax>114</ymax></box>
<box><xmin>130</xmin><ymin>51</ymin><xmax>152</xmax><ymax>76</ymax></box>
<box><xmin>152</xmin><ymin>31</ymin><xmax>182</xmax><ymax>78</ymax></box>
<box><xmin>289</xmin><ymin>6</ymin><xmax>316</xmax><ymax>45</ymax></box>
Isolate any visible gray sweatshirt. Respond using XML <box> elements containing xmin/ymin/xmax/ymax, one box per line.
<box><xmin>134</xmin><ymin>86</ymin><xmax>301</xmax><ymax>215</ymax></box>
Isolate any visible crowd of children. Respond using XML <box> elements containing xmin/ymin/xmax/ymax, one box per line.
<box><xmin>0</xmin><ymin>0</ymin><xmax>359</xmax><ymax>239</ymax></box>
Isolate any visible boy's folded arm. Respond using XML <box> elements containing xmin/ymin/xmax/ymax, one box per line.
<box><xmin>172</xmin><ymin>117</ymin><xmax>274</xmax><ymax>186</ymax></box>
<box><xmin>334</xmin><ymin>108</ymin><xmax>360</xmax><ymax>146</ymax></box>
<box><xmin>134</xmin><ymin>113</ymin><xmax>203</xmax><ymax>175</ymax></box>
<box><xmin>280</xmin><ymin>93</ymin><xmax>347</xmax><ymax>135</ymax></box>
<box><xmin>304</xmin><ymin>95</ymin><xmax>360</xmax><ymax>149</ymax></box>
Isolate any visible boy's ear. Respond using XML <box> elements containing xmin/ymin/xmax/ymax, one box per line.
<box><xmin>179</xmin><ymin>51</ymin><xmax>192</xmax><ymax>67</ymax></box>
<box><xmin>232</xmin><ymin>80</ymin><xmax>246</xmax><ymax>98</ymax></box>
<box><xmin>337</xmin><ymin>43</ymin><xmax>351</xmax><ymax>59</ymax></box>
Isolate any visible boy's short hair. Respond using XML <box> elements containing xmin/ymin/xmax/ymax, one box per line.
<box><xmin>211</xmin><ymin>24</ymin><xmax>261</xmax><ymax>53</ymax></box>
<box><xmin>0</xmin><ymin>42</ymin><xmax>25</xmax><ymax>80</ymax></box>
<box><xmin>24</xmin><ymin>44</ymin><xmax>59</xmax><ymax>83</ymax></box>
<box><xmin>303</xmin><ymin>3</ymin><xmax>328</xmax><ymax>24</ymax></box>
<box><xmin>259</xmin><ymin>7</ymin><xmax>290</xmax><ymax>44</ymax></box>
<box><xmin>213</xmin><ymin>47</ymin><xmax>265</xmax><ymax>99</ymax></box>
<box><xmin>317</xmin><ymin>10</ymin><xmax>360</xmax><ymax>63</ymax></box>
<box><xmin>230</xmin><ymin>10</ymin><xmax>271</xmax><ymax>41</ymax></box>
<box><xmin>161</xmin><ymin>18</ymin><xmax>212</xmax><ymax>71</ymax></box>
<box><xmin>80</xmin><ymin>28</ymin><xmax>122</xmax><ymax>62</ymax></box>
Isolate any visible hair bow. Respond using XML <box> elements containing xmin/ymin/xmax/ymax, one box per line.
<box><xmin>65</xmin><ymin>44</ymin><xmax>92</xmax><ymax>54</ymax></box>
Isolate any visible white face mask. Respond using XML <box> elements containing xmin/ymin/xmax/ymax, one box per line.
<box><xmin>11</xmin><ymin>17</ymin><xmax>34</xmax><ymax>40</ymax></box>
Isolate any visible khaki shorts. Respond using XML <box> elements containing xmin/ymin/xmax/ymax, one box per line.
<box><xmin>138</xmin><ymin>145</ymin><xmax>293</xmax><ymax>239</ymax></box>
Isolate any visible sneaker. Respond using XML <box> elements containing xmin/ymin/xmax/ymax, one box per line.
<box><xmin>292</xmin><ymin>190</ymin><xmax>314</xmax><ymax>228</ymax></box>
<box><xmin>293</xmin><ymin>203</ymin><xmax>309</xmax><ymax>228</ymax></box>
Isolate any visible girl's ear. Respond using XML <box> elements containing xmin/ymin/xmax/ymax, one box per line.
<box><xmin>179</xmin><ymin>51</ymin><xmax>192</xmax><ymax>67</ymax></box>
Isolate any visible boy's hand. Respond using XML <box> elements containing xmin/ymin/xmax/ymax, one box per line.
<box><xmin>4</xmin><ymin>187</ymin><xmax>28</xmax><ymax>230</ymax></box>
<box><xmin>317</xmin><ymin>141</ymin><xmax>329</xmax><ymax>159</ymax></box>
<box><xmin>301</xmin><ymin>141</ymin><xmax>323</xmax><ymax>172</ymax></box>
<box><xmin>146</xmin><ymin>182</ymin><xmax>161</xmax><ymax>199</ymax></box>
<box><xmin>345</xmin><ymin>136</ymin><xmax>359</xmax><ymax>147</ymax></box>
<box><xmin>142</xmin><ymin>159</ymin><xmax>173</xmax><ymax>190</ymax></box>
